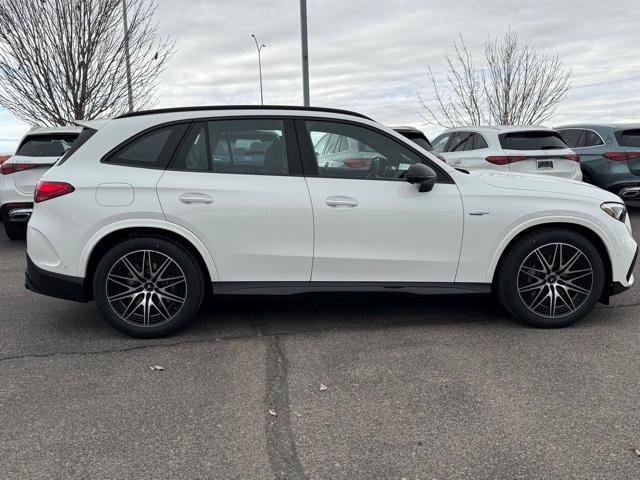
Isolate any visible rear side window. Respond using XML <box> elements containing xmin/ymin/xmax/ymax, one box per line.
<box><xmin>584</xmin><ymin>130</ymin><xmax>604</xmax><ymax>147</ymax></box>
<box><xmin>106</xmin><ymin>124</ymin><xmax>188</xmax><ymax>169</ymax></box>
<box><xmin>16</xmin><ymin>133</ymin><xmax>78</xmax><ymax>157</ymax></box>
<box><xmin>448</xmin><ymin>132</ymin><xmax>473</xmax><ymax>152</ymax></box>
<box><xmin>499</xmin><ymin>131</ymin><xmax>567</xmax><ymax>150</ymax></box>
<box><xmin>616</xmin><ymin>129</ymin><xmax>640</xmax><ymax>147</ymax></box>
<box><xmin>557</xmin><ymin>129</ymin><xmax>584</xmax><ymax>148</ymax></box>
<box><xmin>171</xmin><ymin>119</ymin><xmax>290</xmax><ymax>176</ymax></box>
<box><xmin>471</xmin><ymin>133</ymin><xmax>488</xmax><ymax>149</ymax></box>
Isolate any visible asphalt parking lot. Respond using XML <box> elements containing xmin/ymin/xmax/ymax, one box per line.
<box><xmin>1</xmin><ymin>212</ymin><xmax>639</xmax><ymax>480</ymax></box>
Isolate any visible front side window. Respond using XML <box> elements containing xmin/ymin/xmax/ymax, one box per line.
<box><xmin>172</xmin><ymin>119</ymin><xmax>289</xmax><ymax>175</ymax></box>
<box><xmin>431</xmin><ymin>133</ymin><xmax>451</xmax><ymax>152</ymax></box>
<box><xmin>305</xmin><ymin>121</ymin><xmax>424</xmax><ymax>180</ymax></box>
<box><xmin>17</xmin><ymin>134</ymin><xmax>78</xmax><ymax>157</ymax></box>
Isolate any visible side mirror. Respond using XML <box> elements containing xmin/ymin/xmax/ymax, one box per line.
<box><xmin>406</xmin><ymin>163</ymin><xmax>437</xmax><ymax>192</ymax></box>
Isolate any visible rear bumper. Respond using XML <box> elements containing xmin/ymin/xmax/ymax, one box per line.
<box><xmin>25</xmin><ymin>255</ymin><xmax>88</xmax><ymax>302</ymax></box>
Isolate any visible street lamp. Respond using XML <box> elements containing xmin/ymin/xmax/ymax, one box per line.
<box><xmin>251</xmin><ymin>34</ymin><xmax>266</xmax><ymax>105</ymax></box>
<box><xmin>122</xmin><ymin>0</ymin><xmax>134</xmax><ymax>112</ymax></box>
<box><xmin>300</xmin><ymin>0</ymin><xmax>310</xmax><ymax>106</ymax></box>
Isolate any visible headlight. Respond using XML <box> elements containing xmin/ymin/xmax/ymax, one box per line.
<box><xmin>601</xmin><ymin>202</ymin><xmax>627</xmax><ymax>222</ymax></box>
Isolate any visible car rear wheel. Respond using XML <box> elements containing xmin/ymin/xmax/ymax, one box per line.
<box><xmin>496</xmin><ymin>229</ymin><xmax>605</xmax><ymax>328</ymax></box>
<box><xmin>93</xmin><ymin>236</ymin><xmax>205</xmax><ymax>338</ymax></box>
<box><xmin>4</xmin><ymin>221</ymin><xmax>26</xmax><ymax>240</ymax></box>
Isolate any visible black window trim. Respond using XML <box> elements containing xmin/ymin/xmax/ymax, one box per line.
<box><xmin>101</xmin><ymin>120</ymin><xmax>191</xmax><ymax>170</ymax></box>
<box><xmin>165</xmin><ymin>116</ymin><xmax>304</xmax><ymax>177</ymax></box>
<box><xmin>293</xmin><ymin>117</ymin><xmax>453</xmax><ymax>184</ymax></box>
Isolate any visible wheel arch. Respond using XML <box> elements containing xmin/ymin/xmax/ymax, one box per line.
<box><xmin>80</xmin><ymin>222</ymin><xmax>218</xmax><ymax>300</ymax></box>
<box><xmin>489</xmin><ymin>221</ymin><xmax>613</xmax><ymax>299</ymax></box>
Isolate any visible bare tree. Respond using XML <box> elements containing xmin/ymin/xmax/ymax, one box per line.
<box><xmin>0</xmin><ymin>0</ymin><xmax>173</xmax><ymax>126</ymax></box>
<box><xmin>419</xmin><ymin>31</ymin><xmax>571</xmax><ymax>127</ymax></box>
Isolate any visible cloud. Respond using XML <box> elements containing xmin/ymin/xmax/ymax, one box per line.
<box><xmin>1</xmin><ymin>0</ymin><xmax>639</xmax><ymax>148</ymax></box>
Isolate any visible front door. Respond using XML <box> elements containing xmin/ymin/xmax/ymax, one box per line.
<box><xmin>299</xmin><ymin>119</ymin><xmax>464</xmax><ymax>283</ymax></box>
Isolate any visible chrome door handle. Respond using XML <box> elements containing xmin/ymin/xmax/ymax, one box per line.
<box><xmin>325</xmin><ymin>196</ymin><xmax>359</xmax><ymax>207</ymax></box>
<box><xmin>179</xmin><ymin>193</ymin><xmax>214</xmax><ymax>205</ymax></box>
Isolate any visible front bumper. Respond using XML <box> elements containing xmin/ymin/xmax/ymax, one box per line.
<box><xmin>25</xmin><ymin>255</ymin><xmax>89</xmax><ymax>302</ymax></box>
<box><xmin>609</xmin><ymin>246</ymin><xmax>637</xmax><ymax>297</ymax></box>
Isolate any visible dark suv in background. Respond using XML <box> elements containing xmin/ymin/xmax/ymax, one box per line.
<box><xmin>557</xmin><ymin>124</ymin><xmax>640</xmax><ymax>202</ymax></box>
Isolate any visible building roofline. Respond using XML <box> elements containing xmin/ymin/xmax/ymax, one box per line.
<box><xmin>116</xmin><ymin>105</ymin><xmax>374</xmax><ymax>121</ymax></box>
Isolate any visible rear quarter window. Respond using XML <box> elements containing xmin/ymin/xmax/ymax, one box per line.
<box><xmin>499</xmin><ymin>131</ymin><xmax>567</xmax><ymax>150</ymax></box>
<box><xmin>16</xmin><ymin>134</ymin><xmax>78</xmax><ymax>157</ymax></box>
<box><xmin>615</xmin><ymin>129</ymin><xmax>640</xmax><ymax>147</ymax></box>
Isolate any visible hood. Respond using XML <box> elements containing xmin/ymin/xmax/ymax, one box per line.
<box><xmin>469</xmin><ymin>170</ymin><xmax>620</xmax><ymax>203</ymax></box>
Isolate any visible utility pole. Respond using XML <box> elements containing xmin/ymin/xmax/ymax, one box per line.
<box><xmin>122</xmin><ymin>0</ymin><xmax>134</xmax><ymax>112</ymax></box>
<box><xmin>300</xmin><ymin>0</ymin><xmax>310</xmax><ymax>106</ymax></box>
<box><xmin>251</xmin><ymin>34</ymin><xmax>266</xmax><ymax>105</ymax></box>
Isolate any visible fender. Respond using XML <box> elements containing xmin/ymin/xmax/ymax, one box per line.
<box><xmin>484</xmin><ymin>214</ymin><xmax>614</xmax><ymax>283</ymax></box>
<box><xmin>77</xmin><ymin>218</ymin><xmax>220</xmax><ymax>281</ymax></box>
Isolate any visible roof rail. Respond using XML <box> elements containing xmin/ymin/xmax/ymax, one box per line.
<box><xmin>116</xmin><ymin>105</ymin><xmax>373</xmax><ymax>120</ymax></box>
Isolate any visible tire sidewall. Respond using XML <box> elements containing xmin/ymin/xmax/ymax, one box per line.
<box><xmin>93</xmin><ymin>237</ymin><xmax>205</xmax><ymax>338</ymax></box>
<box><xmin>497</xmin><ymin>229</ymin><xmax>605</xmax><ymax>328</ymax></box>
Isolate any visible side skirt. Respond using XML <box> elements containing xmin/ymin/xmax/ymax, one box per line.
<box><xmin>212</xmin><ymin>281</ymin><xmax>492</xmax><ymax>296</ymax></box>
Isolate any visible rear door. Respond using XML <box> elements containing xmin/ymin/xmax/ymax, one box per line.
<box><xmin>499</xmin><ymin>130</ymin><xmax>580</xmax><ymax>178</ymax></box>
<box><xmin>156</xmin><ymin>117</ymin><xmax>313</xmax><ymax>282</ymax></box>
<box><xmin>11</xmin><ymin>133</ymin><xmax>78</xmax><ymax>194</ymax></box>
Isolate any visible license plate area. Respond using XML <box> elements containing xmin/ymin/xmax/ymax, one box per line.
<box><xmin>537</xmin><ymin>159</ymin><xmax>554</xmax><ymax>169</ymax></box>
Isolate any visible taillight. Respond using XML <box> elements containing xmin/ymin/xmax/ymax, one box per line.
<box><xmin>343</xmin><ymin>158</ymin><xmax>372</xmax><ymax>168</ymax></box>
<box><xmin>485</xmin><ymin>155</ymin><xmax>527</xmax><ymax>165</ymax></box>
<box><xmin>603</xmin><ymin>152</ymin><xmax>640</xmax><ymax>161</ymax></box>
<box><xmin>34</xmin><ymin>181</ymin><xmax>75</xmax><ymax>203</ymax></box>
<box><xmin>0</xmin><ymin>163</ymin><xmax>39</xmax><ymax>175</ymax></box>
<box><xmin>486</xmin><ymin>154</ymin><xmax>579</xmax><ymax>165</ymax></box>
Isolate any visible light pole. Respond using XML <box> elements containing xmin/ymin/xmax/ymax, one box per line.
<box><xmin>251</xmin><ymin>34</ymin><xmax>266</xmax><ymax>105</ymax></box>
<box><xmin>300</xmin><ymin>0</ymin><xmax>310</xmax><ymax>106</ymax></box>
<box><xmin>122</xmin><ymin>0</ymin><xmax>134</xmax><ymax>112</ymax></box>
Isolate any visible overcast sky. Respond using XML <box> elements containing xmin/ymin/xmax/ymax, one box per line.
<box><xmin>1</xmin><ymin>0</ymin><xmax>639</xmax><ymax>151</ymax></box>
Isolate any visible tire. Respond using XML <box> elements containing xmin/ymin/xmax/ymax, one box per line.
<box><xmin>4</xmin><ymin>221</ymin><xmax>27</xmax><ymax>240</ymax></box>
<box><xmin>93</xmin><ymin>236</ymin><xmax>205</xmax><ymax>338</ymax></box>
<box><xmin>495</xmin><ymin>228</ymin><xmax>605</xmax><ymax>328</ymax></box>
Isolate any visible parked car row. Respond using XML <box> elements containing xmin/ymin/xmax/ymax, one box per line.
<box><xmin>19</xmin><ymin>105</ymin><xmax>636</xmax><ymax>338</ymax></box>
<box><xmin>0</xmin><ymin>126</ymin><xmax>81</xmax><ymax>239</ymax></box>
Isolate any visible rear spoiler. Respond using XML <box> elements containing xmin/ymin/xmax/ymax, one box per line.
<box><xmin>72</xmin><ymin>119</ymin><xmax>110</xmax><ymax>130</ymax></box>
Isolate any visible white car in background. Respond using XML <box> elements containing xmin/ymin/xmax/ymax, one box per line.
<box><xmin>431</xmin><ymin>126</ymin><xmax>582</xmax><ymax>181</ymax></box>
<box><xmin>0</xmin><ymin>126</ymin><xmax>81</xmax><ymax>239</ymax></box>
<box><xmin>23</xmin><ymin>106</ymin><xmax>635</xmax><ymax>338</ymax></box>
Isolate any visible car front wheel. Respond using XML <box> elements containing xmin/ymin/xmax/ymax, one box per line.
<box><xmin>496</xmin><ymin>229</ymin><xmax>605</xmax><ymax>328</ymax></box>
<box><xmin>94</xmin><ymin>236</ymin><xmax>205</xmax><ymax>338</ymax></box>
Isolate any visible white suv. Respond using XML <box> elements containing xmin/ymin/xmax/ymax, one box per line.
<box><xmin>25</xmin><ymin>106</ymin><xmax>636</xmax><ymax>337</ymax></box>
<box><xmin>432</xmin><ymin>126</ymin><xmax>582</xmax><ymax>181</ymax></box>
<box><xmin>0</xmin><ymin>126</ymin><xmax>81</xmax><ymax>239</ymax></box>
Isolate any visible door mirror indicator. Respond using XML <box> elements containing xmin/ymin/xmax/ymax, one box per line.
<box><xmin>406</xmin><ymin>163</ymin><xmax>437</xmax><ymax>192</ymax></box>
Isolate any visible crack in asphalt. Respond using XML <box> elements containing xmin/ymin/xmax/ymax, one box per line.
<box><xmin>259</xmin><ymin>324</ymin><xmax>308</xmax><ymax>480</ymax></box>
